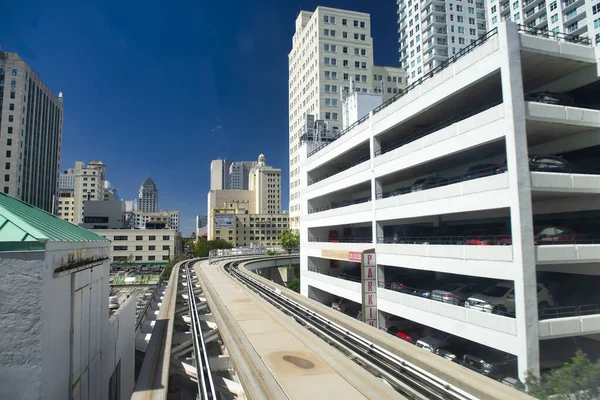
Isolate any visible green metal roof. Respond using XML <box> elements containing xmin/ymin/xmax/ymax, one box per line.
<box><xmin>0</xmin><ymin>193</ymin><xmax>109</xmax><ymax>252</ymax></box>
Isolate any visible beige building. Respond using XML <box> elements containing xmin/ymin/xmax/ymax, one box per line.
<box><xmin>57</xmin><ymin>160</ymin><xmax>106</xmax><ymax>224</ymax></box>
<box><xmin>249</xmin><ymin>154</ymin><xmax>281</xmax><ymax>215</ymax></box>
<box><xmin>288</xmin><ymin>7</ymin><xmax>405</xmax><ymax>229</ymax></box>
<box><xmin>210</xmin><ymin>201</ymin><xmax>289</xmax><ymax>247</ymax></box>
<box><xmin>210</xmin><ymin>159</ymin><xmax>232</xmax><ymax>190</ymax></box>
<box><xmin>91</xmin><ymin>228</ymin><xmax>177</xmax><ymax>265</ymax></box>
<box><xmin>132</xmin><ymin>210</ymin><xmax>180</xmax><ymax>232</ymax></box>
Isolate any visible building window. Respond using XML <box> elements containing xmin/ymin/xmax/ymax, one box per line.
<box><xmin>114</xmin><ymin>236</ymin><xmax>128</xmax><ymax>241</ymax></box>
<box><xmin>9</xmin><ymin>104</ymin><xmax>14</xmax><ymax>111</ymax></box>
<box><xmin>163</xmin><ymin>245</ymin><xmax>170</xmax><ymax>250</ymax></box>
<box><xmin>325</xmin><ymin>112</ymin><xmax>331</xmax><ymax>119</ymax></box>
<box><xmin>136</xmin><ymin>245</ymin><xmax>143</xmax><ymax>250</ymax></box>
<box><xmin>135</xmin><ymin>256</ymin><xmax>143</xmax><ymax>261</ymax></box>
<box><xmin>149</xmin><ymin>245</ymin><xmax>155</xmax><ymax>250</ymax></box>
<box><xmin>11</xmin><ymin>69</ymin><xmax>17</xmax><ymax>76</ymax></box>
<box><xmin>10</xmin><ymin>80</ymin><xmax>16</xmax><ymax>88</ymax></box>
<box><xmin>3</xmin><ymin>187</ymin><xmax>8</xmax><ymax>194</ymax></box>
<box><xmin>8</xmin><ymin>115</ymin><xmax>13</xmax><ymax>122</ymax></box>
<box><xmin>148</xmin><ymin>256</ymin><xmax>155</xmax><ymax>261</ymax></box>
<box><xmin>136</xmin><ymin>235</ymin><xmax>143</xmax><ymax>240</ymax></box>
<box><xmin>163</xmin><ymin>235</ymin><xmax>170</xmax><ymax>240</ymax></box>
<box><xmin>149</xmin><ymin>236</ymin><xmax>156</xmax><ymax>240</ymax></box>
<box><xmin>343</xmin><ymin>46</ymin><xmax>348</xmax><ymax>54</ymax></box>
<box><xmin>162</xmin><ymin>255</ymin><xmax>170</xmax><ymax>260</ymax></box>
<box><xmin>113</xmin><ymin>246</ymin><xmax>128</xmax><ymax>251</ymax></box>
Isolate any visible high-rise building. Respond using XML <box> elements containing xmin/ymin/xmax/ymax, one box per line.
<box><xmin>288</xmin><ymin>7</ymin><xmax>405</xmax><ymax>229</ymax></box>
<box><xmin>210</xmin><ymin>159</ymin><xmax>232</xmax><ymax>190</ymax></box>
<box><xmin>0</xmin><ymin>52</ymin><xmax>64</xmax><ymax>213</ymax></box>
<box><xmin>57</xmin><ymin>160</ymin><xmax>106</xmax><ymax>224</ymax></box>
<box><xmin>196</xmin><ymin>215</ymin><xmax>208</xmax><ymax>237</ymax></box>
<box><xmin>138</xmin><ymin>177</ymin><xmax>158</xmax><ymax>212</ymax></box>
<box><xmin>249</xmin><ymin>154</ymin><xmax>282</xmax><ymax>215</ymax></box>
<box><xmin>104</xmin><ymin>180</ymin><xmax>120</xmax><ymax>201</ymax></box>
<box><xmin>397</xmin><ymin>0</ymin><xmax>487</xmax><ymax>84</ymax></box>
<box><xmin>488</xmin><ymin>0</ymin><xmax>600</xmax><ymax>43</ymax></box>
<box><xmin>229</xmin><ymin>161</ymin><xmax>258</xmax><ymax>190</ymax></box>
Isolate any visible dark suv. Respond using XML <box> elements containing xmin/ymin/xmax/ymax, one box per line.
<box><xmin>410</xmin><ymin>176</ymin><xmax>449</xmax><ymax>192</ymax></box>
<box><xmin>496</xmin><ymin>155</ymin><xmax>571</xmax><ymax>174</ymax></box>
<box><xmin>462</xmin><ymin>350</ymin><xmax>518</xmax><ymax>381</ymax></box>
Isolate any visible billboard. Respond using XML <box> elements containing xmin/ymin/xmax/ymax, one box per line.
<box><xmin>214</xmin><ymin>214</ymin><xmax>235</xmax><ymax>228</ymax></box>
<box><xmin>361</xmin><ymin>249</ymin><xmax>378</xmax><ymax>327</ymax></box>
<box><xmin>320</xmin><ymin>249</ymin><xmax>362</xmax><ymax>262</ymax></box>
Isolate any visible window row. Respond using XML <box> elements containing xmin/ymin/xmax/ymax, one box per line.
<box><xmin>113</xmin><ymin>245</ymin><xmax>171</xmax><ymax>251</ymax></box>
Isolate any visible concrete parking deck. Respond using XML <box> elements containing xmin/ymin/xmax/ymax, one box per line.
<box><xmin>195</xmin><ymin>259</ymin><xmax>403</xmax><ymax>400</ymax></box>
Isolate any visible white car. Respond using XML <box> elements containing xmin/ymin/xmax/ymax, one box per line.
<box><xmin>465</xmin><ymin>282</ymin><xmax>554</xmax><ymax>315</ymax></box>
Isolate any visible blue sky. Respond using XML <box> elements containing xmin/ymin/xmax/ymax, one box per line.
<box><xmin>1</xmin><ymin>0</ymin><xmax>400</xmax><ymax>235</ymax></box>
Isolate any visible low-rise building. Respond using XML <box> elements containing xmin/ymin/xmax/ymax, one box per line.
<box><xmin>92</xmin><ymin>229</ymin><xmax>177</xmax><ymax>265</ymax></box>
<box><xmin>0</xmin><ymin>193</ymin><xmax>135</xmax><ymax>399</ymax></box>
<box><xmin>80</xmin><ymin>200</ymin><xmax>126</xmax><ymax>229</ymax></box>
<box><xmin>132</xmin><ymin>210</ymin><xmax>180</xmax><ymax>232</ymax></box>
<box><xmin>210</xmin><ymin>201</ymin><xmax>289</xmax><ymax>247</ymax></box>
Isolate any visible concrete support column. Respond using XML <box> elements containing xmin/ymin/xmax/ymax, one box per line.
<box><xmin>499</xmin><ymin>22</ymin><xmax>540</xmax><ymax>380</ymax></box>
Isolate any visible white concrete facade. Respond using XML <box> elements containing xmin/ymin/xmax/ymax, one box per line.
<box><xmin>288</xmin><ymin>7</ymin><xmax>405</xmax><ymax>230</ymax></box>
<box><xmin>249</xmin><ymin>154</ymin><xmax>282</xmax><ymax>214</ymax></box>
<box><xmin>92</xmin><ymin>228</ymin><xmax>177</xmax><ymax>265</ymax></box>
<box><xmin>57</xmin><ymin>160</ymin><xmax>106</xmax><ymax>225</ymax></box>
<box><xmin>0</xmin><ymin>243</ymin><xmax>134</xmax><ymax>400</ymax></box>
<box><xmin>488</xmin><ymin>0</ymin><xmax>600</xmax><ymax>45</ymax></box>
<box><xmin>299</xmin><ymin>22</ymin><xmax>600</xmax><ymax>380</ymax></box>
<box><xmin>397</xmin><ymin>0</ymin><xmax>488</xmax><ymax>83</ymax></box>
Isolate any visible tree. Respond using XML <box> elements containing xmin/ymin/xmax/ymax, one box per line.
<box><xmin>193</xmin><ymin>239</ymin><xmax>233</xmax><ymax>257</ymax></box>
<box><xmin>279</xmin><ymin>229</ymin><xmax>299</xmax><ymax>253</ymax></box>
<box><xmin>287</xmin><ymin>277</ymin><xmax>300</xmax><ymax>293</ymax></box>
<box><xmin>523</xmin><ymin>350</ymin><xmax>600</xmax><ymax>399</ymax></box>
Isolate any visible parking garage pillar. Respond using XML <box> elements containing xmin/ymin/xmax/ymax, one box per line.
<box><xmin>499</xmin><ymin>22</ymin><xmax>540</xmax><ymax>380</ymax></box>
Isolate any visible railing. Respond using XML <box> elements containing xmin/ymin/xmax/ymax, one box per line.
<box><xmin>307</xmin><ymin>266</ymin><xmax>361</xmax><ymax>282</ymax></box>
<box><xmin>374</xmin><ymin>100</ymin><xmax>502</xmax><ymax>156</ymax></box>
<box><xmin>135</xmin><ymin>275</ymin><xmax>165</xmax><ymax>331</ymax></box>
<box><xmin>208</xmin><ymin>248</ymin><xmax>299</xmax><ymax>264</ymax></box>
<box><xmin>517</xmin><ymin>24</ymin><xmax>591</xmax><ymax>45</ymax></box>
<box><xmin>308</xmin><ymin>197</ymin><xmax>371</xmax><ymax>215</ymax></box>
<box><xmin>539</xmin><ymin>304</ymin><xmax>600</xmax><ymax>320</ymax></box>
<box><xmin>377</xmin><ymin>235</ymin><xmax>510</xmax><ymax>245</ymax></box>
<box><xmin>306</xmin><ymin>27</ymin><xmax>499</xmax><ymax>160</ymax></box>
<box><xmin>307</xmin><ymin>154</ymin><xmax>370</xmax><ymax>186</ymax></box>
<box><xmin>308</xmin><ymin>236</ymin><xmax>373</xmax><ymax>243</ymax></box>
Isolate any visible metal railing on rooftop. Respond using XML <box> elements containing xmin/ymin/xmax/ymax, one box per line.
<box><xmin>517</xmin><ymin>24</ymin><xmax>591</xmax><ymax>44</ymax></box>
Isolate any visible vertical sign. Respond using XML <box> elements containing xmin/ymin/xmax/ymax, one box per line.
<box><xmin>361</xmin><ymin>249</ymin><xmax>378</xmax><ymax>327</ymax></box>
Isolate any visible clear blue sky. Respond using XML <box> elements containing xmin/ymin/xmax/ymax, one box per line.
<box><xmin>1</xmin><ymin>0</ymin><xmax>400</xmax><ymax>235</ymax></box>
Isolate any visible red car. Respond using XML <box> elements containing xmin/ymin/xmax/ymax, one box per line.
<box><xmin>397</xmin><ymin>332</ymin><xmax>413</xmax><ymax>344</ymax></box>
<box><xmin>464</xmin><ymin>229</ymin><xmax>510</xmax><ymax>246</ymax></box>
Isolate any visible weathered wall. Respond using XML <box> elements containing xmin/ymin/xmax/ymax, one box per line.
<box><xmin>0</xmin><ymin>252</ymin><xmax>45</xmax><ymax>399</ymax></box>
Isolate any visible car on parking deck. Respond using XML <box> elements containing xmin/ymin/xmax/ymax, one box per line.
<box><xmin>500</xmin><ymin>226</ymin><xmax>587</xmax><ymax>246</ymax></box>
<box><xmin>463</xmin><ymin>164</ymin><xmax>500</xmax><ymax>181</ymax></box>
<box><xmin>435</xmin><ymin>342</ymin><xmax>473</xmax><ymax>363</ymax></box>
<box><xmin>332</xmin><ymin>298</ymin><xmax>361</xmax><ymax>316</ymax></box>
<box><xmin>524</xmin><ymin>90</ymin><xmax>576</xmax><ymax>106</ymax></box>
<box><xmin>410</xmin><ymin>176</ymin><xmax>450</xmax><ymax>192</ymax></box>
<box><xmin>431</xmin><ymin>282</ymin><xmax>491</xmax><ymax>306</ymax></box>
<box><xmin>461</xmin><ymin>228</ymin><xmax>510</xmax><ymax>246</ymax></box>
<box><xmin>496</xmin><ymin>155</ymin><xmax>572</xmax><ymax>174</ymax></box>
<box><xmin>465</xmin><ymin>282</ymin><xmax>554</xmax><ymax>314</ymax></box>
<box><xmin>416</xmin><ymin>331</ymin><xmax>462</xmax><ymax>352</ymax></box>
<box><xmin>463</xmin><ymin>350</ymin><xmax>518</xmax><ymax>381</ymax></box>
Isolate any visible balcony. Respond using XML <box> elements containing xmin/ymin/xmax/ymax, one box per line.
<box><xmin>562</xmin><ymin>0</ymin><xmax>584</xmax><ymax>13</ymax></box>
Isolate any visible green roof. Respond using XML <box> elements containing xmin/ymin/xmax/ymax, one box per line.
<box><xmin>0</xmin><ymin>193</ymin><xmax>109</xmax><ymax>252</ymax></box>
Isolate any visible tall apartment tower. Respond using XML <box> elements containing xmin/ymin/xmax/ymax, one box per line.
<box><xmin>0</xmin><ymin>52</ymin><xmax>64</xmax><ymax>213</ymax></box>
<box><xmin>397</xmin><ymin>0</ymin><xmax>487</xmax><ymax>84</ymax></box>
<box><xmin>56</xmin><ymin>160</ymin><xmax>106</xmax><ymax>224</ymax></box>
<box><xmin>229</xmin><ymin>160</ymin><xmax>258</xmax><ymax>190</ymax></box>
<box><xmin>138</xmin><ymin>177</ymin><xmax>158</xmax><ymax>212</ymax></box>
<box><xmin>488</xmin><ymin>0</ymin><xmax>600</xmax><ymax>42</ymax></box>
<box><xmin>248</xmin><ymin>154</ymin><xmax>282</xmax><ymax>214</ymax></box>
<box><xmin>210</xmin><ymin>159</ymin><xmax>232</xmax><ymax>190</ymax></box>
<box><xmin>288</xmin><ymin>7</ymin><xmax>405</xmax><ymax>229</ymax></box>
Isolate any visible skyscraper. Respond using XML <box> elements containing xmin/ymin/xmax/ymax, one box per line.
<box><xmin>229</xmin><ymin>161</ymin><xmax>258</xmax><ymax>190</ymax></box>
<box><xmin>210</xmin><ymin>159</ymin><xmax>232</xmax><ymax>190</ymax></box>
<box><xmin>138</xmin><ymin>177</ymin><xmax>158</xmax><ymax>212</ymax></box>
<box><xmin>288</xmin><ymin>7</ymin><xmax>405</xmax><ymax>229</ymax></box>
<box><xmin>397</xmin><ymin>0</ymin><xmax>487</xmax><ymax>84</ymax></box>
<box><xmin>488</xmin><ymin>0</ymin><xmax>600</xmax><ymax>43</ymax></box>
<box><xmin>0</xmin><ymin>52</ymin><xmax>64</xmax><ymax>213</ymax></box>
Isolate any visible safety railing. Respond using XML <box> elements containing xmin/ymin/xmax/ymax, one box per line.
<box><xmin>375</xmin><ymin>100</ymin><xmax>503</xmax><ymax>156</ymax></box>
<box><xmin>307</xmin><ymin>154</ymin><xmax>370</xmax><ymax>186</ymax></box>
<box><xmin>539</xmin><ymin>303</ymin><xmax>600</xmax><ymax>320</ymax></box>
<box><xmin>308</xmin><ymin>236</ymin><xmax>373</xmax><ymax>243</ymax></box>
<box><xmin>307</xmin><ymin>266</ymin><xmax>361</xmax><ymax>282</ymax></box>
<box><xmin>377</xmin><ymin>234</ymin><xmax>511</xmax><ymax>245</ymax></box>
<box><xmin>308</xmin><ymin>197</ymin><xmax>371</xmax><ymax>215</ymax></box>
<box><xmin>517</xmin><ymin>24</ymin><xmax>592</xmax><ymax>45</ymax></box>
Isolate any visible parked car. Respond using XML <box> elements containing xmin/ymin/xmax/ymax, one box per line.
<box><xmin>465</xmin><ymin>282</ymin><xmax>554</xmax><ymax>314</ymax></box>
<box><xmin>431</xmin><ymin>282</ymin><xmax>491</xmax><ymax>306</ymax></box>
<box><xmin>463</xmin><ymin>350</ymin><xmax>518</xmax><ymax>381</ymax></box>
<box><xmin>416</xmin><ymin>331</ymin><xmax>462</xmax><ymax>352</ymax></box>
<box><xmin>534</xmin><ymin>226</ymin><xmax>587</xmax><ymax>245</ymax></box>
<box><xmin>435</xmin><ymin>342</ymin><xmax>473</xmax><ymax>363</ymax></box>
<box><xmin>524</xmin><ymin>90</ymin><xmax>576</xmax><ymax>106</ymax></box>
<box><xmin>332</xmin><ymin>298</ymin><xmax>361</xmax><ymax>316</ymax></box>
<box><xmin>496</xmin><ymin>155</ymin><xmax>572</xmax><ymax>174</ymax></box>
<box><xmin>462</xmin><ymin>228</ymin><xmax>510</xmax><ymax>246</ymax></box>
<box><xmin>463</xmin><ymin>164</ymin><xmax>500</xmax><ymax>180</ymax></box>
<box><xmin>411</xmin><ymin>176</ymin><xmax>449</xmax><ymax>192</ymax></box>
